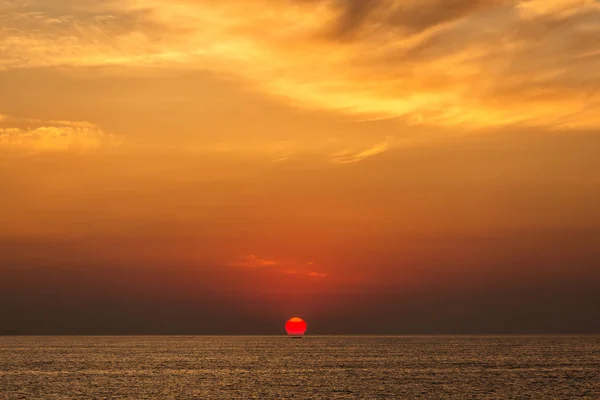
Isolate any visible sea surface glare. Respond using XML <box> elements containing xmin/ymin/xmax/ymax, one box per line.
<box><xmin>0</xmin><ymin>336</ymin><xmax>599</xmax><ymax>399</ymax></box>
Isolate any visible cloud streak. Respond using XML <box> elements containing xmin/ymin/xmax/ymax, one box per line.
<box><xmin>330</xmin><ymin>139</ymin><xmax>390</xmax><ymax>164</ymax></box>
<box><xmin>232</xmin><ymin>255</ymin><xmax>280</xmax><ymax>268</ymax></box>
<box><xmin>231</xmin><ymin>255</ymin><xmax>328</xmax><ymax>279</ymax></box>
<box><xmin>0</xmin><ymin>114</ymin><xmax>117</xmax><ymax>152</ymax></box>
<box><xmin>1</xmin><ymin>0</ymin><xmax>600</xmax><ymax>128</ymax></box>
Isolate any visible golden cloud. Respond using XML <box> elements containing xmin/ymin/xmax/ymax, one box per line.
<box><xmin>2</xmin><ymin>0</ymin><xmax>600</xmax><ymax>128</ymax></box>
<box><xmin>329</xmin><ymin>139</ymin><xmax>390</xmax><ymax>164</ymax></box>
<box><xmin>0</xmin><ymin>115</ymin><xmax>117</xmax><ymax>152</ymax></box>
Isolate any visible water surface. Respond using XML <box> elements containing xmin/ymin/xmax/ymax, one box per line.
<box><xmin>1</xmin><ymin>336</ymin><xmax>598</xmax><ymax>399</ymax></box>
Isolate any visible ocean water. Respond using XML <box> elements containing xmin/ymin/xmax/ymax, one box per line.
<box><xmin>0</xmin><ymin>336</ymin><xmax>598</xmax><ymax>399</ymax></box>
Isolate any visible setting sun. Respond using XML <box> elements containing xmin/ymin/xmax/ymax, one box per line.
<box><xmin>285</xmin><ymin>318</ymin><xmax>307</xmax><ymax>337</ymax></box>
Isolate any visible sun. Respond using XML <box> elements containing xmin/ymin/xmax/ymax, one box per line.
<box><xmin>285</xmin><ymin>317</ymin><xmax>307</xmax><ymax>337</ymax></box>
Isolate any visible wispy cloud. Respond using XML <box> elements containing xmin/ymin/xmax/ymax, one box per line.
<box><xmin>2</xmin><ymin>0</ymin><xmax>600</xmax><ymax>128</ymax></box>
<box><xmin>0</xmin><ymin>114</ymin><xmax>117</xmax><ymax>152</ymax></box>
<box><xmin>231</xmin><ymin>255</ymin><xmax>328</xmax><ymax>279</ymax></box>
<box><xmin>330</xmin><ymin>139</ymin><xmax>389</xmax><ymax>164</ymax></box>
<box><xmin>307</xmin><ymin>271</ymin><xmax>328</xmax><ymax>280</ymax></box>
<box><xmin>231</xmin><ymin>255</ymin><xmax>280</xmax><ymax>268</ymax></box>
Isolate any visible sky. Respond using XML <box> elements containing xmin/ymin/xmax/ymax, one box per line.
<box><xmin>1</xmin><ymin>0</ymin><xmax>600</xmax><ymax>334</ymax></box>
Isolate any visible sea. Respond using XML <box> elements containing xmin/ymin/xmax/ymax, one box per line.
<box><xmin>1</xmin><ymin>336</ymin><xmax>598</xmax><ymax>399</ymax></box>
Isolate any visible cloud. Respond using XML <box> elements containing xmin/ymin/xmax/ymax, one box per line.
<box><xmin>325</xmin><ymin>0</ymin><xmax>508</xmax><ymax>39</ymax></box>
<box><xmin>231</xmin><ymin>255</ymin><xmax>280</xmax><ymax>268</ymax></box>
<box><xmin>0</xmin><ymin>114</ymin><xmax>117</xmax><ymax>152</ymax></box>
<box><xmin>330</xmin><ymin>139</ymin><xmax>389</xmax><ymax>164</ymax></box>
<box><xmin>231</xmin><ymin>255</ymin><xmax>328</xmax><ymax>279</ymax></box>
<box><xmin>308</xmin><ymin>271</ymin><xmax>328</xmax><ymax>279</ymax></box>
<box><xmin>517</xmin><ymin>0</ymin><xmax>599</xmax><ymax>19</ymax></box>
<box><xmin>2</xmin><ymin>0</ymin><xmax>600</xmax><ymax>128</ymax></box>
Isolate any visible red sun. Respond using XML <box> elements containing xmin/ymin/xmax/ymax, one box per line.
<box><xmin>285</xmin><ymin>317</ymin><xmax>307</xmax><ymax>336</ymax></box>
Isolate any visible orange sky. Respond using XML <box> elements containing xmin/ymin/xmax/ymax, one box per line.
<box><xmin>1</xmin><ymin>0</ymin><xmax>600</xmax><ymax>334</ymax></box>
